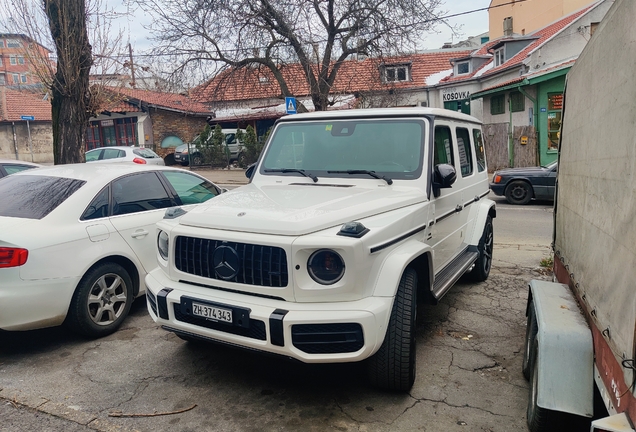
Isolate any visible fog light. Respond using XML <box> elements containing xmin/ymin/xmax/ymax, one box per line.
<box><xmin>308</xmin><ymin>249</ymin><xmax>345</xmax><ymax>285</ymax></box>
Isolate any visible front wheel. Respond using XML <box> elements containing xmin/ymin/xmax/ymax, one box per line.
<box><xmin>368</xmin><ymin>268</ymin><xmax>418</xmax><ymax>391</ymax></box>
<box><xmin>505</xmin><ymin>180</ymin><xmax>533</xmax><ymax>205</ymax></box>
<box><xmin>469</xmin><ymin>215</ymin><xmax>493</xmax><ymax>282</ymax></box>
<box><xmin>66</xmin><ymin>262</ymin><xmax>134</xmax><ymax>338</ymax></box>
<box><xmin>522</xmin><ymin>301</ymin><xmax>538</xmax><ymax>380</ymax></box>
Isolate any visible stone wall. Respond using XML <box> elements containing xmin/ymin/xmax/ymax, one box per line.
<box><xmin>0</xmin><ymin>122</ymin><xmax>54</xmax><ymax>163</ymax></box>
<box><xmin>149</xmin><ymin>108</ymin><xmax>208</xmax><ymax>164</ymax></box>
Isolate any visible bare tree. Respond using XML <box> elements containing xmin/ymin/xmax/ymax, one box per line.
<box><xmin>2</xmin><ymin>0</ymin><xmax>127</xmax><ymax>164</ymax></box>
<box><xmin>136</xmin><ymin>0</ymin><xmax>450</xmax><ymax>111</ymax></box>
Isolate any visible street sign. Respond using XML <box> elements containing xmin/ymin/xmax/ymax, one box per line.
<box><xmin>285</xmin><ymin>97</ymin><xmax>297</xmax><ymax>114</ymax></box>
<box><xmin>20</xmin><ymin>115</ymin><xmax>35</xmax><ymax>121</ymax></box>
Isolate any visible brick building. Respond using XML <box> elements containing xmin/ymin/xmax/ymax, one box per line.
<box><xmin>0</xmin><ymin>33</ymin><xmax>53</xmax><ymax>87</ymax></box>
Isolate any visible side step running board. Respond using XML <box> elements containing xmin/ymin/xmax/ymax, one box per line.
<box><xmin>432</xmin><ymin>247</ymin><xmax>479</xmax><ymax>300</ymax></box>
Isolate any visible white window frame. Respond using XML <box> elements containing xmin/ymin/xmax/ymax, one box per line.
<box><xmin>17</xmin><ymin>56</ymin><xmax>25</xmax><ymax>65</ymax></box>
<box><xmin>10</xmin><ymin>55</ymin><xmax>17</xmax><ymax>65</ymax></box>
<box><xmin>0</xmin><ymin>57</ymin><xmax>3</xmax><ymax>67</ymax></box>
<box><xmin>20</xmin><ymin>74</ymin><xmax>27</xmax><ymax>83</ymax></box>
<box><xmin>12</xmin><ymin>73</ymin><xmax>19</xmax><ymax>84</ymax></box>
<box><xmin>456</xmin><ymin>61</ymin><xmax>470</xmax><ymax>75</ymax></box>
<box><xmin>0</xmin><ymin>40</ymin><xmax>4</xmax><ymax>48</ymax></box>
<box><xmin>7</xmin><ymin>39</ymin><xmax>21</xmax><ymax>48</ymax></box>
<box><xmin>0</xmin><ymin>74</ymin><xmax>5</xmax><ymax>85</ymax></box>
<box><xmin>383</xmin><ymin>64</ymin><xmax>411</xmax><ymax>83</ymax></box>
<box><xmin>494</xmin><ymin>47</ymin><xmax>505</xmax><ymax>67</ymax></box>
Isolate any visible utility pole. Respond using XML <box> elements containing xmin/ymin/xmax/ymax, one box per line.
<box><xmin>128</xmin><ymin>43</ymin><xmax>136</xmax><ymax>88</ymax></box>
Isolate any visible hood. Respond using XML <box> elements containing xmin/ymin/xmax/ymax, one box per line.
<box><xmin>495</xmin><ymin>166</ymin><xmax>548</xmax><ymax>176</ymax></box>
<box><xmin>179</xmin><ymin>183</ymin><xmax>425</xmax><ymax>236</ymax></box>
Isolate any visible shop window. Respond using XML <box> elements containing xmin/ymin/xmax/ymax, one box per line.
<box><xmin>115</xmin><ymin>117</ymin><xmax>138</xmax><ymax>146</ymax></box>
<box><xmin>490</xmin><ymin>95</ymin><xmax>505</xmax><ymax>115</ymax></box>
<box><xmin>86</xmin><ymin>122</ymin><xmax>101</xmax><ymax>150</ymax></box>
<box><xmin>510</xmin><ymin>91</ymin><xmax>525</xmax><ymax>112</ymax></box>
<box><xmin>547</xmin><ymin>93</ymin><xmax>563</xmax><ymax>151</ymax></box>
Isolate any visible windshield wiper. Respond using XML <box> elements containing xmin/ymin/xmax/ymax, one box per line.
<box><xmin>327</xmin><ymin>170</ymin><xmax>393</xmax><ymax>185</ymax></box>
<box><xmin>264</xmin><ymin>168</ymin><xmax>318</xmax><ymax>182</ymax></box>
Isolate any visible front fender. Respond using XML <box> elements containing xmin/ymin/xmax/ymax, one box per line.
<box><xmin>372</xmin><ymin>240</ymin><xmax>432</xmax><ymax>298</ymax></box>
<box><xmin>467</xmin><ymin>198</ymin><xmax>496</xmax><ymax>246</ymax></box>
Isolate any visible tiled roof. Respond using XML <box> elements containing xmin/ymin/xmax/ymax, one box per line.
<box><xmin>440</xmin><ymin>3</ymin><xmax>596</xmax><ymax>84</ymax></box>
<box><xmin>477</xmin><ymin>58</ymin><xmax>578</xmax><ymax>94</ymax></box>
<box><xmin>102</xmin><ymin>87</ymin><xmax>212</xmax><ymax>115</ymax></box>
<box><xmin>195</xmin><ymin>50</ymin><xmax>472</xmax><ymax>102</ymax></box>
<box><xmin>0</xmin><ymin>86</ymin><xmax>51</xmax><ymax>122</ymax></box>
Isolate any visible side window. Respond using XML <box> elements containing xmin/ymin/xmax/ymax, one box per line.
<box><xmin>103</xmin><ymin>148</ymin><xmax>123</xmax><ymax>160</ymax></box>
<box><xmin>162</xmin><ymin>171</ymin><xmax>219</xmax><ymax>205</ymax></box>
<box><xmin>434</xmin><ymin>126</ymin><xmax>455</xmax><ymax>166</ymax></box>
<box><xmin>81</xmin><ymin>185</ymin><xmax>110</xmax><ymax>220</ymax></box>
<box><xmin>472</xmin><ymin>129</ymin><xmax>486</xmax><ymax>172</ymax></box>
<box><xmin>456</xmin><ymin>128</ymin><xmax>473</xmax><ymax>177</ymax></box>
<box><xmin>85</xmin><ymin>150</ymin><xmax>101</xmax><ymax>162</ymax></box>
<box><xmin>225</xmin><ymin>133</ymin><xmax>237</xmax><ymax>145</ymax></box>
<box><xmin>111</xmin><ymin>172</ymin><xmax>173</xmax><ymax>216</ymax></box>
<box><xmin>4</xmin><ymin>165</ymin><xmax>35</xmax><ymax>175</ymax></box>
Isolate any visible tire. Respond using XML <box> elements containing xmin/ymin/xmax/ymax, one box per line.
<box><xmin>469</xmin><ymin>215</ymin><xmax>493</xmax><ymax>282</ymax></box>
<box><xmin>368</xmin><ymin>268</ymin><xmax>418</xmax><ymax>391</ymax></box>
<box><xmin>191</xmin><ymin>153</ymin><xmax>203</xmax><ymax>166</ymax></box>
<box><xmin>237</xmin><ymin>152</ymin><xmax>247</xmax><ymax>167</ymax></box>
<box><xmin>522</xmin><ymin>301</ymin><xmax>538</xmax><ymax>380</ymax></box>
<box><xmin>66</xmin><ymin>262</ymin><xmax>134</xmax><ymax>338</ymax></box>
<box><xmin>505</xmin><ymin>180</ymin><xmax>533</xmax><ymax>205</ymax></box>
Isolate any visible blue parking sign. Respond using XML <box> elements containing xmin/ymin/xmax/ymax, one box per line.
<box><xmin>285</xmin><ymin>97</ymin><xmax>297</xmax><ymax>114</ymax></box>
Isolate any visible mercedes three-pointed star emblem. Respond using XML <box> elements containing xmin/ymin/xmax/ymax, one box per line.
<box><xmin>213</xmin><ymin>245</ymin><xmax>241</xmax><ymax>280</ymax></box>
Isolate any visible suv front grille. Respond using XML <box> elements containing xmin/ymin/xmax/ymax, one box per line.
<box><xmin>174</xmin><ymin>236</ymin><xmax>289</xmax><ymax>287</ymax></box>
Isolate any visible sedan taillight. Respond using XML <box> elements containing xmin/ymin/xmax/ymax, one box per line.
<box><xmin>0</xmin><ymin>247</ymin><xmax>28</xmax><ymax>268</ymax></box>
<box><xmin>132</xmin><ymin>157</ymin><xmax>147</xmax><ymax>164</ymax></box>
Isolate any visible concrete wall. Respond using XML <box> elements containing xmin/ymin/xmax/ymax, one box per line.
<box><xmin>0</xmin><ymin>121</ymin><xmax>53</xmax><ymax>163</ymax></box>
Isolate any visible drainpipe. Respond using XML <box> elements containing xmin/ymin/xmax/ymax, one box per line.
<box><xmin>517</xmin><ymin>86</ymin><xmax>539</xmax><ymax>165</ymax></box>
<box><xmin>11</xmin><ymin>121</ymin><xmax>18</xmax><ymax>160</ymax></box>
<box><xmin>508</xmin><ymin>97</ymin><xmax>514</xmax><ymax>167</ymax></box>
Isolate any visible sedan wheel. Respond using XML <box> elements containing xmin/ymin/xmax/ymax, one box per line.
<box><xmin>67</xmin><ymin>262</ymin><xmax>134</xmax><ymax>337</ymax></box>
<box><xmin>505</xmin><ymin>180</ymin><xmax>533</xmax><ymax>205</ymax></box>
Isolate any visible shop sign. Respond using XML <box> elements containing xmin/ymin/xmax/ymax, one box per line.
<box><xmin>442</xmin><ymin>87</ymin><xmax>471</xmax><ymax>102</ymax></box>
<box><xmin>101</xmin><ymin>119</ymin><xmax>114</xmax><ymax>127</ymax></box>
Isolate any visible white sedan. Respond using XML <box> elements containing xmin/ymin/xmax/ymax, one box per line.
<box><xmin>85</xmin><ymin>146</ymin><xmax>165</xmax><ymax>165</ymax></box>
<box><xmin>0</xmin><ymin>164</ymin><xmax>223</xmax><ymax>337</ymax></box>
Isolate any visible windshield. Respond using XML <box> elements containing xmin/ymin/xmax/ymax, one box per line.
<box><xmin>260</xmin><ymin>119</ymin><xmax>426</xmax><ymax>181</ymax></box>
<box><xmin>133</xmin><ymin>148</ymin><xmax>160</xmax><ymax>158</ymax></box>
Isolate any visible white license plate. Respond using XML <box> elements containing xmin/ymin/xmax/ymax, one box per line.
<box><xmin>192</xmin><ymin>302</ymin><xmax>233</xmax><ymax>323</ymax></box>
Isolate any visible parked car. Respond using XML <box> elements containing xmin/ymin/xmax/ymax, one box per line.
<box><xmin>0</xmin><ymin>164</ymin><xmax>223</xmax><ymax>337</ymax></box>
<box><xmin>85</xmin><ymin>146</ymin><xmax>165</xmax><ymax>165</ymax></box>
<box><xmin>0</xmin><ymin>159</ymin><xmax>41</xmax><ymax>178</ymax></box>
<box><xmin>489</xmin><ymin>161</ymin><xmax>557</xmax><ymax>205</ymax></box>
<box><xmin>174</xmin><ymin>129</ymin><xmax>246</xmax><ymax>166</ymax></box>
<box><xmin>145</xmin><ymin>107</ymin><xmax>495</xmax><ymax>391</ymax></box>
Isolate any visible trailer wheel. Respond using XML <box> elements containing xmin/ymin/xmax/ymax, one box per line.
<box><xmin>367</xmin><ymin>268</ymin><xmax>418</xmax><ymax>391</ymax></box>
<box><xmin>522</xmin><ymin>301</ymin><xmax>538</xmax><ymax>380</ymax></box>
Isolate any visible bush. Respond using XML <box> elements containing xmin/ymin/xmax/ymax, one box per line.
<box><xmin>238</xmin><ymin>125</ymin><xmax>267</xmax><ymax>167</ymax></box>
<box><xmin>194</xmin><ymin>124</ymin><xmax>227</xmax><ymax>167</ymax></box>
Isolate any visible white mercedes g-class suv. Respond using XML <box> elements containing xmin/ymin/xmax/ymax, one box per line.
<box><xmin>146</xmin><ymin>108</ymin><xmax>495</xmax><ymax>391</ymax></box>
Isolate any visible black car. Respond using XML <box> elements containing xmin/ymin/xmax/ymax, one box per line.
<box><xmin>489</xmin><ymin>161</ymin><xmax>557</xmax><ymax>205</ymax></box>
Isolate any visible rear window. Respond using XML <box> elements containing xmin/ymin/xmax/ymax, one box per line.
<box><xmin>0</xmin><ymin>175</ymin><xmax>86</xmax><ymax>219</ymax></box>
<box><xmin>133</xmin><ymin>148</ymin><xmax>159</xmax><ymax>158</ymax></box>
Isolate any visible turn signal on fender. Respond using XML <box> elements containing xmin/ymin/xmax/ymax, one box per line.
<box><xmin>0</xmin><ymin>247</ymin><xmax>28</xmax><ymax>268</ymax></box>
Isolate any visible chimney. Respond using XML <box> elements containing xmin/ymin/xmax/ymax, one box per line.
<box><xmin>442</xmin><ymin>42</ymin><xmax>453</xmax><ymax>49</ymax></box>
<box><xmin>503</xmin><ymin>17</ymin><xmax>513</xmax><ymax>36</ymax></box>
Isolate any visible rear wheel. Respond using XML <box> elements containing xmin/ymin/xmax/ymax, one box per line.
<box><xmin>66</xmin><ymin>262</ymin><xmax>134</xmax><ymax>338</ymax></box>
<box><xmin>191</xmin><ymin>153</ymin><xmax>203</xmax><ymax>166</ymax></box>
<box><xmin>368</xmin><ymin>268</ymin><xmax>418</xmax><ymax>391</ymax></box>
<box><xmin>505</xmin><ymin>180</ymin><xmax>533</xmax><ymax>205</ymax></box>
<box><xmin>469</xmin><ymin>215</ymin><xmax>493</xmax><ymax>282</ymax></box>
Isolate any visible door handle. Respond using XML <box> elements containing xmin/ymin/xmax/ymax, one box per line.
<box><xmin>131</xmin><ymin>230</ymin><xmax>149</xmax><ymax>239</ymax></box>
<box><xmin>455</xmin><ymin>204</ymin><xmax>463</xmax><ymax>212</ymax></box>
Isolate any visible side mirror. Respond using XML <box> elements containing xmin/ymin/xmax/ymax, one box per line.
<box><xmin>245</xmin><ymin>163</ymin><xmax>256</xmax><ymax>181</ymax></box>
<box><xmin>432</xmin><ymin>163</ymin><xmax>457</xmax><ymax>197</ymax></box>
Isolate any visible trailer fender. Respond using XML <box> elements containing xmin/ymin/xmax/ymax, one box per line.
<box><xmin>467</xmin><ymin>199</ymin><xmax>496</xmax><ymax>246</ymax></box>
<box><xmin>528</xmin><ymin>279</ymin><xmax>594</xmax><ymax>417</ymax></box>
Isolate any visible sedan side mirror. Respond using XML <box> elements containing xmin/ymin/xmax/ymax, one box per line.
<box><xmin>432</xmin><ymin>163</ymin><xmax>457</xmax><ymax>197</ymax></box>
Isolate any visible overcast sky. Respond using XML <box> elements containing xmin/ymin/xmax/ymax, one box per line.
<box><xmin>107</xmin><ymin>0</ymin><xmax>491</xmax><ymax>53</ymax></box>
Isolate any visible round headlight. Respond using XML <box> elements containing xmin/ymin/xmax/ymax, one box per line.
<box><xmin>157</xmin><ymin>231</ymin><xmax>169</xmax><ymax>261</ymax></box>
<box><xmin>307</xmin><ymin>249</ymin><xmax>345</xmax><ymax>285</ymax></box>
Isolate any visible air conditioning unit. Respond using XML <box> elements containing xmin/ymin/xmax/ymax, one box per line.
<box><xmin>419</xmin><ymin>101</ymin><xmax>429</xmax><ymax>107</ymax></box>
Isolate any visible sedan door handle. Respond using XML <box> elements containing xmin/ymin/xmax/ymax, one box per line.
<box><xmin>131</xmin><ymin>230</ymin><xmax>149</xmax><ymax>239</ymax></box>
<box><xmin>455</xmin><ymin>204</ymin><xmax>463</xmax><ymax>212</ymax></box>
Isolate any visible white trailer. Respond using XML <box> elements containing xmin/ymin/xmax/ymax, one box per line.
<box><xmin>523</xmin><ymin>0</ymin><xmax>636</xmax><ymax>430</ymax></box>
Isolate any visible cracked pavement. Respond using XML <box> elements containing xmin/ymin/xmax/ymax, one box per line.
<box><xmin>0</xmin><ymin>265</ymin><xmax>550</xmax><ymax>432</ymax></box>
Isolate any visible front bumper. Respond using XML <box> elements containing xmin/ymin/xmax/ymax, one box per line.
<box><xmin>145</xmin><ymin>268</ymin><xmax>394</xmax><ymax>363</ymax></box>
<box><xmin>489</xmin><ymin>183</ymin><xmax>505</xmax><ymax>196</ymax></box>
